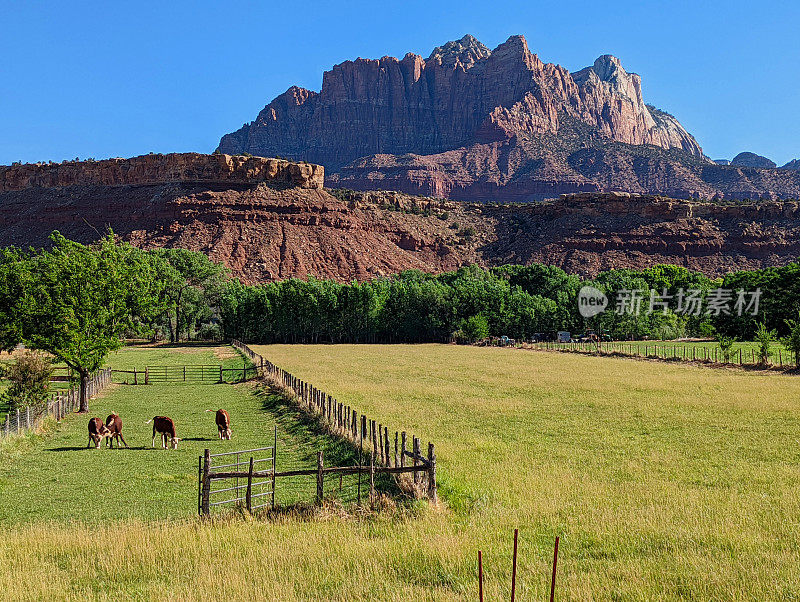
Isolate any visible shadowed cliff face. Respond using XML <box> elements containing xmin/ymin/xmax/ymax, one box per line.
<box><xmin>217</xmin><ymin>35</ymin><xmax>701</xmax><ymax>171</ymax></box>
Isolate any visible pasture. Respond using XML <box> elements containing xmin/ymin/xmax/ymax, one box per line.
<box><xmin>0</xmin><ymin>344</ymin><xmax>360</xmax><ymax>524</ymax></box>
<box><xmin>1</xmin><ymin>343</ymin><xmax>800</xmax><ymax>599</ymax></box>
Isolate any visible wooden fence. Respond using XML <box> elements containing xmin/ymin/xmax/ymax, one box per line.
<box><xmin>0</xmin><ymin>368</ymin><xmax>112</xmax><ymax>439</ymax></box>
<box><xmin>111</xmin><ymin>364</ymin><xmax>258</xmax><ymax>385</ymax></box>
<box><xmin>226</xmin><ymin>339</ymin><xmax>437</xmax><ymax>510</ymax></box>
<box><xmin>530</xmin><ymin>340</ymin><xmax>797</xmax><ymax>368</ymax></box>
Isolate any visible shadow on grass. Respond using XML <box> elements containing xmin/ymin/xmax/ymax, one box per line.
<box><xmin>253</xmin><ymin>385</ymin><xmax>401</xmax><ymax>500</ymax></box>
<box><xmin>45</xmin><ymin>445</ymin><xmax>153</xmax><ymax>452</ymax></box>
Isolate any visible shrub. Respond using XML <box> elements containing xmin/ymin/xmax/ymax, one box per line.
<box><xmin>457</xmin><ymin>314</ymin><xmax>490</xmax><ymax>343</ymax></box>
<box><xmin>782</xmin><ymin>315</ymin><xmax>800</xmax><ymax>369</ymax></box>
<box><xmin>754</xmin><ymin>321</ymin><xmax>777</xmax><ymax>365</ymax></box>
<box><xmin>717</xmin><ymin>335</ymin><xmax>736</xmax><ymax>363</ymax></box>
<box><xmin>1</xmin><ymin>352</ymin><xmax>53</xmax><ymax>411</ymax></box>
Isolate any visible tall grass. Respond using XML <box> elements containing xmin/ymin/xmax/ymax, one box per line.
<box><xmin>2</xmin><ymin>344</ymin><xmax>800</xmax><ymax>599</ymax></box>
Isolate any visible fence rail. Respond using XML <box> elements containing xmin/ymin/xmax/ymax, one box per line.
<box><xmin>528</xmin><ymin>340</ymin><xmax>797</xmax><ymax>368</ymax></box>
<box><xmin>222</xmin><ymin>339</ymin><xmax>437</xmax><ymax>512</ymax></box>
<box><xmin>1</xmin><ymin>368</ymin><xmax>112</xmax><ymax>439</ymax></box>
<box><xmin>111</xmin><ymin>364</ymin><xmax>259</xmax><ymax>385</ymax></box>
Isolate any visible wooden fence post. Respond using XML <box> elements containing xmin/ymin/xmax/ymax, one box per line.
<box><xmin>201</xmin><ymin>448</ymin><xmax>211</xmax><ymax>517</ymax></box>
<box><xmin>145</xmin><ymin>367</ymin><xmax>149</xmax><ymax>385</ymax></box>
<box><xmin>413</xmin><ymin>437</ymin><xmax>420</xmax><ymax>484</ymax></box>
<box><xmin>401</xmin><ymin>432</ymin><xmax>407</xmax><ymax>467</ymax></box>
<box><xmin>394</xmin><ymin>431</ymin><xmax>399</xmax><ymax>467</ymax></box>
<box><xmin>246</xmin><ymin>457</ymin><xmax>254</xmax><ymax>513</ymax></box>
<box><xmin>316</xmin><ymin>451</ymin><xmax>324</xmax><ymax>505</ymax></box>
<box><xmin>427</xmin><ymin>442</ymin><xmax>437</xmax><ymax>503</ymax></box>
<box><xmin>384</xmin><ymin>426</ymin><xmax>389</xmax><ymax>467</ymax></box>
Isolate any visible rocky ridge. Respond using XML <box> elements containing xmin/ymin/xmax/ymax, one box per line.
<box><xmin>2</xmin><ymin>154</ymin><xmax>799</xmax><ymax>281</ymax></box>
<box><xmin>0</xmin><ymin>153</ymin><xmax>324</xmax><ymax>192</ymax></box>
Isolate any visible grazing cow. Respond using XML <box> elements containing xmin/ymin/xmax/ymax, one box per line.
<box><xmin>206</xmin><ymin>408</ymin><xmax>232</xmax><ymax>440</ymax></box>
<box><xmin>146</xmin><ymin>416</ymin><xmax>180</xmax><ymax>449</ymax></box>
<box><xmin>105</xmin><ymin>412</ymin><xmax>128</xmax><ymax>448</ymax></box>
<box><xmin>87</xmin><ymin>417</ymin><xmax>112</xmax><ymax>449</ymax></box>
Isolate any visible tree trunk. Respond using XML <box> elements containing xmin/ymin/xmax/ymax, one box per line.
<box><xmin>78</xmin><ymin>370</ymin><xmax>89</xmax><ymax>413</ymax></box>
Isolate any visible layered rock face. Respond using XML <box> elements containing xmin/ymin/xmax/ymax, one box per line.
<box><xmin>218</xmin><ymin>35</ymin><xmax>701</xmax><ymax>170</ymax></box>
<box><xmin>217</xmin><ymin>34</ymin><xmax>800</xmax><ymax>202</ymax></box>
<box><xmin>2</xmin><ymin>156</ymin><xmax>800</xmax><ymax>281</ymax></box>
<box><xmin>0</xmin><ymin>153</ymin><xmax>324</xmax><ymax>192</ymax></box>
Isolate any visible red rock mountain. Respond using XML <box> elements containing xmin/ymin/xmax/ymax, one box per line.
<box><xmin>217</xmin><ymin>35</ymin><xmax>800</xmax><ymax>202</ymax></box>
<box><xmin>3</xmin><ymin>153</ymin><xmax>800</xmax><ymax>282</ymax></box>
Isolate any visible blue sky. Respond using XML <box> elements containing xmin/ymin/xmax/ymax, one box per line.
<box><xmin>2</xmin><ymin>0</ymin><xmax>799</xmax><ymax>166</ymax></box>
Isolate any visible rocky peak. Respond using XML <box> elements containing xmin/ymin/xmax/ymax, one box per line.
<box><xmin>781</xmin><ymin>159</ymin><xmax>800</xmax><ymax>170</ymax></box>
<box><xmin>426</xmin><ymin>34</ymin><xmax>491</xmax><ymax>69</ymax></box>
<box><xmin>573</xmin><ymin>55</ymin><xmax>644</xmax><ymax>106</ymax></box>
<box><xmin>731</xmin><ymin>152</ymin><xmax>777</xmax><ymax>169</ymax></box>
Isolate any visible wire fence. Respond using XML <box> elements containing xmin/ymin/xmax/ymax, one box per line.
<box><xmin>0</xmin><ymin>368</ymin><xmax>112</xmax><ymax>439</ymax></box>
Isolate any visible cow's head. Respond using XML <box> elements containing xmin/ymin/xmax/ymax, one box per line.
<box><xmin>170</xmin><ymin>436</ymin><xmax>181</xmax><ymax>450</ymax></box>
<box><xmin>92</xmin><ymin>425</ymin><xmax>112</xmax><ymax>448</ymax></box>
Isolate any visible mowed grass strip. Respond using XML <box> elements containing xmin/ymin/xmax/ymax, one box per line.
<box><xmin>0</xmin><ymin>345</ymin><xmax>362</xmax><ymax>524</ymax></box>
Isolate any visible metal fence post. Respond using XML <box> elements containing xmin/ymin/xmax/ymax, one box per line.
<box><xmin>246</xmin><ymin>457</ymin><xmax>254</xmax><ymax>513</ymax></box>
<box><xmin>201</xmin><ymin>448</ymin><xmax>211</xmax><ymax>517</ymax></box>
<box><xmin>272</xmin><ymin>425</ymin><xmax>277</xmax><ymax>509</ymax></box>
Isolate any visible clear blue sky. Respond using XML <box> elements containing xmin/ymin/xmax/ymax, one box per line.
<box><xmin>2</xmin><ymin>0</ymin><xmax>799</xmax><ymax>166</ymax></box>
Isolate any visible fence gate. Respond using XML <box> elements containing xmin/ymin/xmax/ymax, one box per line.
<box><xmin>198</xmin><ymin>426</ymin><xmax>277</xmax><ymax>515</ymax></box>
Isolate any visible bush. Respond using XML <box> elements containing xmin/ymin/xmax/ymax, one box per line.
<box><xmin>782</xmin><ymin>315</ymin><xmax>800</xmax><ymax>369</ymax></box>
<box><xmin>717</xmin><ymin>335</ymin><xmax>736</xmax><ymax>363</ymax></box>
<box><xmin>754</xmin><ymin>321</ymin><xmax>777</xmax><ymax>365</ymax></box>
<box><xmin>457</xmin><ymin>314</ymin><xmax>490</xmax><ymax>343</ymax></box>
<box><xmin>1</xmin><ymin>352</ymin><xmax>53</xmax><ymax>411</ymax></box>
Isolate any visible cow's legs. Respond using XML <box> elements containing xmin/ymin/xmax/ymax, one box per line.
<box><xmin>119</xmin><ymin>434</ymin><xmax>128</xmax><ymax>448</ymax></box>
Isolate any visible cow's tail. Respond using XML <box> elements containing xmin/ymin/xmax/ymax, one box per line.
<box><xmin>205</xmin><ymin>409</ymin><xmax>214</xmax><ymax>413</ymax></box>
<box><xmin>145</xmin><ymin>418</ymin><xmax>154</xmax><ymax>424</ymax></box>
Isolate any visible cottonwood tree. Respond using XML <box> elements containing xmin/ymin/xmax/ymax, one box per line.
<box><xmin>6</xmin><ymin>233</ymin><xmax>165</xmax><ymax>412</ymax></box>
<box><xmin>155</xmin><ymin>249</ymin><xmax>228</xmax><ymax>342</ymax></box>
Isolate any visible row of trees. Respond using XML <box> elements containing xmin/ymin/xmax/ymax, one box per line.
<box><xmin>218</xmin><ymin>262</ymin><xmax>800</xmax><ymax>345</ymax></box>
<box><xmin>0</xmin><ymin>234</ymin><xmax>225</xmax><ymax>411</ymax></box>
<box><xmin>3</xmin><ymin>231</ymin><xmax>800</xmax><ymax>410</ymax></box>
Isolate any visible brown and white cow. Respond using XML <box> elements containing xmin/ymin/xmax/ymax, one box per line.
<box><xmin>87</xmin><ymin>417</ymin><xmax>112</xmax><ymax>449</ymax></box>
<box><xmin>206</xmin><ymin>408</ymin><xmax>232</xmax><ymax>440</ymax></box>
<box><xmin>146</xmin><ymin>416</ymin><xmax>180</xmax><ymax>449</ymax></box>
<box><xmin>105</xmin><ymin>412</ymin><xmax>128</xmax><ymax>448</ymax></box>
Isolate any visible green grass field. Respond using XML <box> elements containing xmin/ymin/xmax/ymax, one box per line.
<box><xmin>0</xmin><ymin>344</ymin><xmax>363</xmax><ymax>524</ymax></box>
<box><xmin>2</xmin><ymin>344</ymin><xmax>800</xmax><ymax>599</ymax></box>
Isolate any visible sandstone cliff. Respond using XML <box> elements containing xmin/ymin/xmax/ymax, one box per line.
<box><xmin>0</xmin><ymin>153</ymin><xmax>324</xmax><ymax>192</ymax></box>
<box><xmin>2</xmin><ymin>154</ymin><xmax>800</xmax><ymax>281</ymax></box>
<box><xmin>216</xmin><ymin>34</ymin><xmax>800</xmax><ymax>202</ymax></box>
<box><xmin>217</xmin><ymin>35</ymin><xmax>701</xmax><ymax>169</ymax></box>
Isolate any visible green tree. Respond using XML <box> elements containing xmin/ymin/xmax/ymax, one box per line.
<box><xmin>458</xmin><ymin>314</ymin><xmax>489</xmax><ymax>343</ymax></box>
<box><xmin>782</xmin><ymin>314</ymin><xmax>800</xmax><ymax>369</ymax></box>
<box><xmin>1</xmin><ymin>352</ymin><xmax>53</xmax><ymax>411</ymax></box>
<box><xmin>754</xmin><ymin>321</ymin><xmax>777</xmax><ymax>366</ymax></box>
<box><xmin>9</xmin><ymin>233</ymin><xmax>165</xmax><ymax>412</ymax></box>
<box><xmin>717</xmin><ymin>335</ymin><xmax>736</xmax><ymax>363</ymax></box>
<box><xmin>156</xmin><ymin>249</ymin><xmax>228</xmax><ymax>342</ymax></box>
